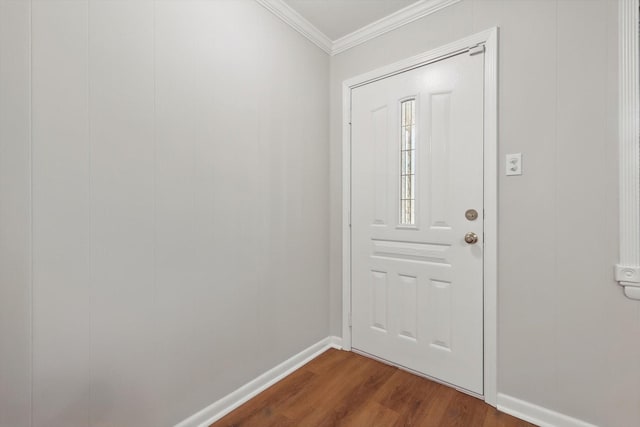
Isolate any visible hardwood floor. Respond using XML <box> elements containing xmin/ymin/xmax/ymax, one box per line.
<box><xmin>211</xmin><ymin>349</ymin><xmax>535</xmax><ymax>427</ymax></box>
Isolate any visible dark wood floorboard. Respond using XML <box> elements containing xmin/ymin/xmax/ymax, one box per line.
<box><xmin>210</xmin><ymin>349</ymin><xmax>536</xmax><ymax>427</ymax></box>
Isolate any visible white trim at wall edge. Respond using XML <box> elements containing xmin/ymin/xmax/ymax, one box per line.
<box><xmin>497</xmin><ymin>394</ymin><xmax>599</xmax><ymax>427</ymax></box>
<box><xmin>174</xmin><ymin>336</ymin><xmax>343</xmax><ymax>427</ymax></box>
<box><xmin>254</xmin><ymin>0</ymin><xmax>333</xmax><ymax>54</ymax></box>
<box><xmin>616</xmin><ymin>0</ymin><xmax>640</xmax><ymax>300</ymax></box>
<box><xmin>254</xmin><ymin>0</ymin><xmax>460</xmax><ymax>56</ymax></box>
<box><xmin>332</xmin><ymin>0</ymin><xmax>461</xmax><ymax>55</ymax></box>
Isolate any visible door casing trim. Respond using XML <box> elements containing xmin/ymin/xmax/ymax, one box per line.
<box><xmin>341</xmin><ymin>27</ymin><xmax>498</xmax><ymax>406</ymax></box>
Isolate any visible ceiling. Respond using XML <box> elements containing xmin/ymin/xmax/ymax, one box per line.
<box><xmin>283</xmin><ymin>0</ymin><xmax>420</xmax><ymax>41</ymax></box>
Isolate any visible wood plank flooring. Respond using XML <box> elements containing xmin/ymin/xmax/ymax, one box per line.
<box><xmin>211</xmin><ymin>349</ymin><xmax>535</xmax><ymax>427</ymax></box>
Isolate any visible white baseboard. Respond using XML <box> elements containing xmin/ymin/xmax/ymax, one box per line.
<box><xmin>174</xmin><ymin>335</ymin><xmax>343</xmax><ymax>427</ymax></box>
<box><xmin>497</xmin><ymin>393</ymin><xmax>599</xmax><ymax>427</ymax></box>
<box><xmin>327</xmin><ymin>335</ymin><xmax>343</xmax><ymax>349</ymax></box>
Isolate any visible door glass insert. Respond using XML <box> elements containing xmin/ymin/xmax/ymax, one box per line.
<box><xmin>400</xmin><ymin>99</ymin><xmax>416</xmax><ymax>225</ymax></box>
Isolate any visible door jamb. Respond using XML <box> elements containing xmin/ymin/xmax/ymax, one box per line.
<box><xmin>341</xmin><ymin>27</ymin><xmax>499</xmax><ymax>406</ymax></box>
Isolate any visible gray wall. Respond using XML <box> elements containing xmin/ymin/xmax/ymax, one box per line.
<box><xmin>330</xmin><ymin>1</ymin><xmax>640</xmax><ymax>426</ymax></box>
<box><xmin>3</xmin><ymin>0</ymin><xmax>640</xmax><ymax>426</ymax></box>
<box><xmin>0</xmin><ymin>0</ymin><xmax>329</xmax><ymax>426</ymax></box>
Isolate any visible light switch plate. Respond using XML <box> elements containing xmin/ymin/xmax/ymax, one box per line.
<box><xmin>506</xmin><ymin>153</ymin><xmax>522</xmax><ymax>176</ymax></box>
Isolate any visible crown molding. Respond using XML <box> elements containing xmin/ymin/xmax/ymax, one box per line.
<box><xmin>254</xmin><ymin>0</ymin><xmax>333</xmax><ymax>54</ymax></box>
<box><xmin>255</xmin><ymin>0</ymin><xmax>460</xmax><ymax>56</ymax></box>
<box><xmin>332</xmin><ymin>0</ymin><xmax>461</xmax><ymax>55</ymax></box>
<box><xmin>616</xmin><ymin>0</ymin><xmax>640</xmax><ymax>300</ymax></box>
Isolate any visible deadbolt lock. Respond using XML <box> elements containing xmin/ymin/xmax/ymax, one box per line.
<box><xmin>465</xmin><ymin>209</ymin><xmax>478</xmax><ymax>221</ymax></box>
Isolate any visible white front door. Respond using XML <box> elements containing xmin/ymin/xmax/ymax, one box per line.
<box><xmin>350</xmin><ymin>49</ymin><xmax>485</xmax><ymax>394</ymax></box>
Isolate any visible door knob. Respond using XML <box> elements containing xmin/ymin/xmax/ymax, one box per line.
<box><xmin>464</xmin><ymin>232</ymin><xmax>478</xmax><ymax>244</ymax></box>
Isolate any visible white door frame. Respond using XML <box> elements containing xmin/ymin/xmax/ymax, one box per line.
<box><xmin>341</xmin><ymin>27</ymin><xmax>498</xmax><ymax>406</ymax></box>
